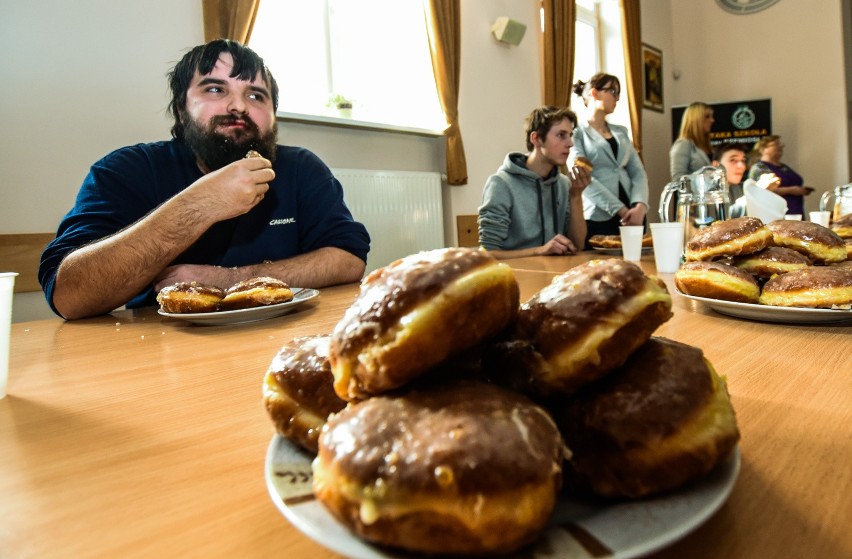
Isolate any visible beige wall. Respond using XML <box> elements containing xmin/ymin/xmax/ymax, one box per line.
<box><xmin>2</xmin><ymin>0</ymin><xmax>849</xmax><ymax>321</ymax></box>
<box><xmin>642</xmin><ymin>0</ymin><xmax>850</xmax><ymax>218</ymax></box>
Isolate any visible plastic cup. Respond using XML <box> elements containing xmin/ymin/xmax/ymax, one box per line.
<box><xmin>809</xmin><ymin>211</ymin><xmax>831</xmax><ymax>227</ymax></box>
<box><xmin>650</xmin><ymin>223</ymin><xmax>685</xmax><ymax>274</ymax></box>
<box><xmin>619</xmin><ymin>226</ymin><xmax>644</xmax><ymax>262</ymax></box>
<box><xmin>0</xmin><ymin>272</ymin><xmax>17</xmax><ymax>399</ymax></box>
<box><xmin>784</xmin><ymin>214</ymin><xmax>802</xmax><ymax>221</ymax></box>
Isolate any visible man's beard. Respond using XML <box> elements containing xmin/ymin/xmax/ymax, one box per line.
<box><xmin>182</xmin><ymin>114</ymin><xmax>278</xmax><ymax>171</ymax></box>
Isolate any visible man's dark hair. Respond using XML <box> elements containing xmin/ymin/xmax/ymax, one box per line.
<box><xmin>167</xmin><ymin>39</ymin><xmax>279</xmax><ymax>140</ymax></box>
<box><xmin>712</xmin><ymin>142</ymin><xmax>747</xmax><ymax>162</ymax></box>
<box><xmin>524</xmin><ymin>106</ymin><xmax>578</xmax><ymax>151</ymax></box>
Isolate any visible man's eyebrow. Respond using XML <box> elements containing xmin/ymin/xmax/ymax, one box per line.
<box><xmin>195</xmin><ymin>77</ymin><xmax>270</xmax><ymax>97</ymax></box>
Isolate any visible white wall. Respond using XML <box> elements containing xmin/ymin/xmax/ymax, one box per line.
<box><xmin>641</xmin><ymin>0</ymin><xmax>850</xmax><ymax>218</ymax></box>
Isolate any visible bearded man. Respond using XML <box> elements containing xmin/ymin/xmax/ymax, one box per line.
<box><xmin>39</xmin><ymin>40</ymin><xmax>370</xmax><ymax>319</ymax></box>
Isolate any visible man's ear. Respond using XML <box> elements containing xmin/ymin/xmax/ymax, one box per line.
<box><xmin>529</xmin><ymin>131</ymin><xmax>542</xmax><ymax>148</ymax></box>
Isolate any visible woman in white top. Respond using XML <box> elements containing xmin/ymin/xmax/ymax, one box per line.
<box><xmin>570</xmin><ymin>73</ymin><xmax>648</xmax><ymax>248</ymax></box>
<box><xmin>670</xmin><ymin>101</ymin><xmax>714</xmax><ymax>180</ymax></box>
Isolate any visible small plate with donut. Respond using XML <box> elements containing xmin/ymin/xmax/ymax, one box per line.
<box><xmin>592</xmin><ymin>246</ymin><xmax>654</xmax><ymax>256</ymax></box>
<box><xmin>157</xmin><ymin>288</ymin><xmax>319</xmax><ymax>326</ymax></box>
<box><xmin>676</xmin><ymin>291</ymin><xmax>852</xmax><ymax>324</ymax></box>
<box><xmin>266</xmin><ymin>435</ymin><xmax>741</xmax><ymax>559</ymax></box>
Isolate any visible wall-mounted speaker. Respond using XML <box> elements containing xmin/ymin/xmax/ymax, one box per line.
<box><xmin>491</xmin><ymin>17</ymin><xmax>526</xmax><ymax>46</ymax></box>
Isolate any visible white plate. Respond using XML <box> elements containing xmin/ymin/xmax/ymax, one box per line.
<box><xmin>592</xmin><ymin>247</ymin><xmax>653</xmax><ymax>255</ymax></box>
<box><xmin>265</xmin><ymin>435</ymin><xmax>740</xmax><ymax>559</ymax></box>
<box><xmin>676</xmin><ymin>290</ymin><xmax>852</xmax><ymax>324</ymax></box>
<box><xmin>157</xmin><ymin>288</ymin><xmax>319</xmax><ymax>325</ymax></box>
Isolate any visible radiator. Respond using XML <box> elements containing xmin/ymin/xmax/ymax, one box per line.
<box><xmin>333</xmin><ymin>168</ymin><xmax>445</xmax><ymax>274</ymax></box>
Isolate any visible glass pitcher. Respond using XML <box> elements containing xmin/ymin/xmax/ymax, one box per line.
<box><xmin>819</xmin><ymin>184</ymin><xmax>852</xmax><ymax>221</ymax></box>
<box><xmin>659</xmin><ymin>166</ymin><xmax>731</xmax><ymax>245</ymax></box>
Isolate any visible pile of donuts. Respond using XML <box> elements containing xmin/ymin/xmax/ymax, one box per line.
<box><xmin>675</xmin><ymin>215</ymin><xmax>852</xmax><ymax>308</ymax></box>
<box><xmin>157</xmin><ymin>276</ymin><xmax>294</xmax><ymax>313</ymax></box>
<box><xmin>262</xmin><ymin>247</ymin><xmax>740</xmax><ymax>556</ymax></box>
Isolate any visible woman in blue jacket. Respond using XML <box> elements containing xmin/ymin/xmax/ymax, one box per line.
<box><xmin>570</xmin><ymin>73</ymin><xmax>649</xmax><ymax>248</ymax></box>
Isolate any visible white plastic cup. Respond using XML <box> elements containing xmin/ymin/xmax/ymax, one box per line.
<box><xmin>619</xmin><ymin>226</ymin><xmax>644</xmax><ymax>262</ymax></box>
<box><xmin>650</xmin><ymin>223</ymin><xmax>685</xmax><ymax>274</ymax></box>
<box><xmin>784</xmin><ymin>214</ymin><xmax>802</xmax><ymax>221</ymax></box>
<box><xmin>809</xmin><ymin>211</ymin><xmax>831</xmax><ymax>227</ymax></box>
<box><xmin>0</xmin><ymin>272</ymin><xmax>17</xmax><ymax>399</ymax></box>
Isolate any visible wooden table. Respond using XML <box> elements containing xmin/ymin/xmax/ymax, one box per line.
<box><xmin>2</xmin><ymin>258</ymin><xmax>850</xmax><ymax>558</ymax></box>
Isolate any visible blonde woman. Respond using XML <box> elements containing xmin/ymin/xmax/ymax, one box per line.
<box><xmin>670</xmin><ymin>102</ymin><xmax>715</xmax><ymax>180</ymax></box>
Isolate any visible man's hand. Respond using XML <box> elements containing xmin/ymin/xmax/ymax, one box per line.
<box><xmin>566</xmin><ymin>164</ymin><xmax>592</xmax><ymax>195</ymax></box>
<box><xmin>181</xmin><ymin>156</ymin><xmax>275</xmax><ymax>223</ymax></box>
<box><xmin>539</xmin><ymin>234</ymin><xmax>578</xmax><ymax>256</ymax></box>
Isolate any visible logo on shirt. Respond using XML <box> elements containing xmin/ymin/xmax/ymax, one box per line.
<box><xmin>269</xmin><ymin>218</ymin><xmax>296</xmax><ymax>226</ymax></box>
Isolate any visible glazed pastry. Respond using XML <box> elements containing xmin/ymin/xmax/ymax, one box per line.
<box><xmin>759</xmin><ymin>265</ymin><xmax>852</xmax><ymax>308</ymax></box>
<box><xmin>551</xmin><ymin>337</ymin><xmax>740</xmax><ymax>499</ymax></box>
<box><xmin>684</xmin><ymin>216</ymin><xmax>773</xmax><ymax>261</ymax></box>
<box><xmin>487</xmin><ymin>259</ymin><xmax>672</xmax><ymax>397</ymax></box>
<box><xmin>767</xmin><ymin>220</ymin><xmax>846</xmax><ymax>264</ymax></box>
<box><xmin>328</xmin><ymin>247</ymin><xmax>519</xmax><ymax>401</ymax></box>
<box><xmin>732</xmin><ymin>246</ymin><xmax>811</xmax><ymax>280</ymax></box>
<box><xmin>830</xmin><ymin>213</ymin><xmax>852</xmax><ymax>239</ymax></box>
<box><xmin>588</xmin><ymin>234</ymin><xmax>653</xmax><ymax>249</ymax></box>
<box><xmin>313</xmin><ymin>380</ymin><xmax>566</xmax><ymax>555</ymax></box>
<box><xmin>263</xmin><ymin>335</ymin><xmax>347</xmax><ymax>453</ymax></box>
<box><xmin>220</xmin><ymin>277</ymin><xmax>294</xmax><ymax>310</ymax></box>
<box><xmin>675</xmin><ymin>261</ymin><xmax>760</xmax><ymax>303</ymax></box>
<box><xmin>156</xmin><ymin>281</ymin><xmax>225</xmax><ymax>313</ymax></box>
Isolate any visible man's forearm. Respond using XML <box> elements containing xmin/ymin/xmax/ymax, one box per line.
<box><xmin>52</xmin><ymin>196</ymin><xmax>213</xmax><ymax>319</ymax></box>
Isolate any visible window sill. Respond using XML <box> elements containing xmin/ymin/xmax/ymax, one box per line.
<box><xmin>276</xmin><ymin>111</ymin><xmax>445</xmax><ymax>138</ymax></box>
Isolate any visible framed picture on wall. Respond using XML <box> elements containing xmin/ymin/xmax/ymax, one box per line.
<box><xmin>642</xmin><ymin>43</ymin><xmax>664</xmax><ymax>113</ymax></box>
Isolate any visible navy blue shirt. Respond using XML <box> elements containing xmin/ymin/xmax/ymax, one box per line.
<box><xmin>39</xmin><ymin>139</ymin><xmax>370</xmax><ymax>313</ymax></box>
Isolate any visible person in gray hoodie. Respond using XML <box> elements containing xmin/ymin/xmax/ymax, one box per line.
<box><xmin>477</xmin><ymin>106</ymin><xmax>591</xmax><ymax>260</ymax></box>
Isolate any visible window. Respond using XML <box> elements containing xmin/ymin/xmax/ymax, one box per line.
<box><xmin>570</xmin><ymin>0</ymin><xmax>631</xmax><ymax>136</ymax></box>
<box><xmin>573</xmin><ymin>0</ymin><xmax>600</xmax><ymax>88</ymax></box>
<box><xmin>249</xmin><ymin>0</ymin><xmax>446</xmax><ymax>131</ymax></box>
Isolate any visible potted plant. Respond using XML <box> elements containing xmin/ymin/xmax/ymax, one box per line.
<box><xmin>328</xmin><ymin>94</ymin><xmax>353</xmax><ymax>118</ymax></box>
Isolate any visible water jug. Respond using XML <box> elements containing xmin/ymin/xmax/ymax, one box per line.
<box><xmin>659</xmin><ymin>166</ymin><xmax>731</xmax><ymax>245</ymax></box>
<box><xmin>819</xmin><ymin>184</ymin><xmax>852</xmax><ymax>221</ymax></box>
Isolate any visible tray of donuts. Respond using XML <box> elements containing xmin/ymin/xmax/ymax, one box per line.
<box><xmin>589</xmin><ymin>233</ymin><xmax>654</xmax><ymax>254</ymax></box>
<box><xmin>156</xmin><ymin>277</ymin><xmax>319</xmax><ymax>325</ymax></box>
<box><xmin>673</xmin><ymin>216</ymin><xmax>852</xmax><ymax>324</ymax></box>
<box><xmin>263</xmin><ymin>247</ymin><xmax>741</xmax><ymax>559</ymax></box>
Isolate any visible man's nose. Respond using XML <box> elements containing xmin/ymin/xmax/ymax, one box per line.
<box><xmin>228</xmin><ymin>94</ymin><xmax>247</xmax><ymax>114</ymax></box>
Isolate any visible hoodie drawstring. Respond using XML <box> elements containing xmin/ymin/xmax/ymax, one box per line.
<box><xmin>536</xmin><ymin>182</ymin><xmax>545</xmax><ymax>245</ymax></box>
<box><xmin>536</xmin><ymin>180</ymin><xmax>560</xmax><ymax>245</ymax></box>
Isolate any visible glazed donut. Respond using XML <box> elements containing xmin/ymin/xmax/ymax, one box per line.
<box><xmin>732</xmin><ymin>246</ymin><xmax>812</xmax><ymax>280</ymax></box>
<box><xmin>220</xmin><ymin>277</ymin><xmax>294</xmax><ymax>310</ymax></box>
<box><xmin>263</xmin><ymin>335</ymin><xmax>347</xmax><ymax>454</ymax></box>
<box><xmin>328</xmin><ymin>247</ymin><xmax>519</xmax><ymax>401</ymax></box>
<box><xmin>588</xmin><ymin>234</ymin><xmax>653</xmax><ymax>249</ymax></box>
<box><xmin>675</xmin><ymin>261</ymin><xmax>760</xmax><ymax>303</ymax></box>
<box><xmin>156</xmin><ymin>281</ymin><xmax>225</xmax><ymax>313</ymax></box>
<box><xmin>830</xmin><ymin>213</ymin><xmax>852</xmax><ymax>239</ymax></box>
<box><xmin>487</xmin><ymin>259</ymin><xmax>672</xmax><ymax>398</ymax></box>
<box><xmin>550</xmin><ymin>336</ymin><xmax>740</xmax><ymax>499</ymax></box>
<box><xmin>684</xmin><ymin>216</ymin><xmax>773</xmax><ymax>261</ymax></box>
<box><xmin>845</xmin><ymin>238</ymin><xmax>852</xmax><ymax>260</ymax></box>
<box><xmin>312</xmin><ymin>380</ymin><xmax>566</xmax><ymax>555</ymax></box>
<box><xmin>574</xmin><ymin>156</ymin><xmax>594</xmax><ymax>172</ymax></box>
<box><xmin>759</xmin><ymin>265</ymin><xmax>852</xmax><ymax>308</ymax></box>
<box><xmin>767</xmin><ymin>219</ymin><xmax>846</xmax><ymax>264</ymax></box>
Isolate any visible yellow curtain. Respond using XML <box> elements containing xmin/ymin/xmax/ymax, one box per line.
<box><xmin>541</xmin><ymin>0</ymin><xmax>576</xmax><ymax>107</ymax></box>
<box><xmin>620</xmin><ymin>0</ymin><xmax>642</xmax><ymax>154</ymax></box>
<box><xmin>202</xmin><ymin>0</ymin><xmax>260</xmax><ymax>43</ymax></box>
<box><xmin>424</xmin><ymin>0</ymin><xmax>468</xmax><ymax>186</ymax></box>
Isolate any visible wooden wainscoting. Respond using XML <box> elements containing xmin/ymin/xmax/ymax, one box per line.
<box><xmin>0</xmin><ymin>233</ymin><xmax>55</xmax><ymax>293</ymax></box>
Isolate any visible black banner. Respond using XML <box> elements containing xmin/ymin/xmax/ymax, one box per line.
<box><xmin>671</xmin><ymin>98</ymin><xmax>771</xmax><ymax>151</ymax></box>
